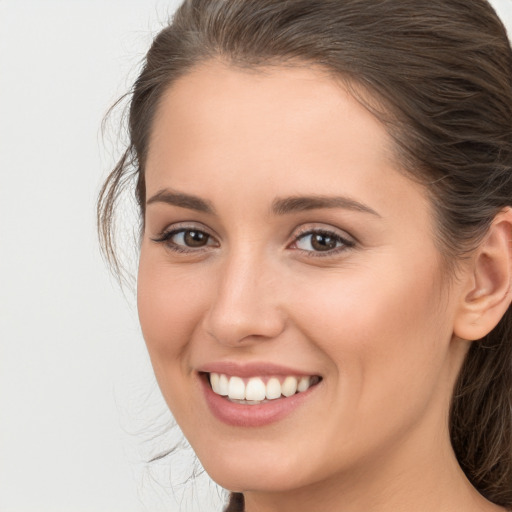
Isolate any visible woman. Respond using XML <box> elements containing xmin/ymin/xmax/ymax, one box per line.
<box><xmin>98</xmin><ymin>0</ymin><xmax>512</xmax><ymax>510</ymax></box>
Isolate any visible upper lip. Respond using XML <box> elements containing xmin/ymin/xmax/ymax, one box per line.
<box><xmin>197</xmin><ymin>361</ymin><xmax>320</xmax><ymax>378</ymax></box>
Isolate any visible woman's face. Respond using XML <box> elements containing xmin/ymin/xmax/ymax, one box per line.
<box><xmin>138</xmin><ymin>61</ymin><xmax>468</xmax><ymax>494</ymax></box>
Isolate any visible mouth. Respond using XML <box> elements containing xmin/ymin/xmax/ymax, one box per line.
<box><xmin>202</xmin><ymin>372</ymin><xmax>322</xmax><ymax>405</ymax></box>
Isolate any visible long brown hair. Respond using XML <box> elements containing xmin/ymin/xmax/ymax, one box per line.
<box><xmin>98</xmin><ymin>0</ymin><xmax>512</xmax><ymax>507</ymax></box>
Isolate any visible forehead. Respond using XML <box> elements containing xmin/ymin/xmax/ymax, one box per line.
<box><xmin>149</xmin><ymin>61</ymin><xmax>390</xmax><ymax>161</ymax></box>
<box><xmin>145</xmin><ymin>60</ymin><xmax>425</xmax><ymax>218</ymax></box>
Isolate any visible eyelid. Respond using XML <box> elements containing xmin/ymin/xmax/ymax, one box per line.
<box><xmin>287</xmin><ymin>224</ymin><xmax>357</xmax><ymax>256</ymax></box>
<box><xmin>151</xmin><ymin>221</ymin><xmax>217</xmax><ymax>240</ymax></box>
<box><xmin>150</xmin><ymin>221</ymin><xmax>356</xmax><ymax>256</ymax></box>
<box><xmin>150</xmin><ymin>222</ymin><xmax>220</xmax><ymax>252</ymax></box>
<box><xmin>291</xmin><ymin>223</ymin><xmax>356</xmax><ymax>243</ymax></box>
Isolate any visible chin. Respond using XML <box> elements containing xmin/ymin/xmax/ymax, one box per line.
<box><xmin>205</xmin><ymin>463</ymin><xmax>305</xmax><ymax>494</ymax></box>
<box><xmin>192</xmin><ymin>438</ymin><xmax>324</xmax><ymax>494</ymax></box>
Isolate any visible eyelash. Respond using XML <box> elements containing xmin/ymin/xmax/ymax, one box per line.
<box><xmin>151</xmin><ymin>226</ymin><xmax>356</xmax><ymax>258</ymax></box>
<box><xmin>291</xmin><ymin>228</ymin><xmax>355</xmax><ymax>257</ymax></box>
<box><xmin>151</xmin><ymin>227</ymin><xmax>217</xmax><ymax>254</ymax></box>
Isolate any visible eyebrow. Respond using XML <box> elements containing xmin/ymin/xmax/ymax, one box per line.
<box><xmin>146</xmin><ymin>188</ymin><xmax>380</xmax><ymax>217</ymax></box>
<box><xmin>271</xmin><ymin>195</ymin><xmax>381</xmax><ymax>217</ymax></box>
<box><xmin>146</xmin><ymin>189</ymin><xmax>216</xmax><ymax>214</ymax></box>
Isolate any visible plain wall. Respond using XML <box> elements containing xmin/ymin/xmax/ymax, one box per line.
<box><xmin>1</xmin><ymin>1</ymin><xmax>511</xmax><ymax>511</ymax></box>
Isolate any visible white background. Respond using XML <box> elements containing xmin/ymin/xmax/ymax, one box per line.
<box><xmin>1</xmin><ymin>1</ymin><xmax>511</xmax><ymax>511</ymax></box>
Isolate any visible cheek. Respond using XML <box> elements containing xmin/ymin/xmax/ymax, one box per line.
<box><xmin>137</xmin><ymin>248</ymin><xmax>209</xmax><ymax>376</ymax></box>
<box><xmin>288</xmin><ymin>257</ymin><xmax>451</xmax><ymax>428</ymax></box>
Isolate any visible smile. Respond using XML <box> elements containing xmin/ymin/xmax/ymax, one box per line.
<box><xmin>198</xmin><ymin>363</ymin><xmax>323</xmax><ymax>427</ymax></box>
<box><xmin>208</xmin><ymin>373</ymin><xmax>322</xmax><ymax>404</ymax></box>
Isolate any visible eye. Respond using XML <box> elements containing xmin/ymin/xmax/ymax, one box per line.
<box><xmin>291</xmin><ymin>229</ymin><xmax>355</xmax><ymax>255</ymax></box>
<box><xmin>151</xmin><ymin>227</ymin><xmax>218</xmax><ymax>253</ymax></box>
<box><xmin>173</xmin><ymin>229</ymin><xmax>211</xmax><ymax>248</ymax></box>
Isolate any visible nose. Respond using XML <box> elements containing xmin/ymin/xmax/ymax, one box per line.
<box><xmin>202</xmin><ymin>250</ymin><xmax>287</xmax><ymax>347</ymax></box>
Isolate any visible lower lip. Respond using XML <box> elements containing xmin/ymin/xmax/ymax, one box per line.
<box><xmin>199</xmin><ymin>374</ymin><xmax>320</xmax><ymax>427</ymax></box>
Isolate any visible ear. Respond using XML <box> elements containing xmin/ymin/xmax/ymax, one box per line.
<box><xmin>454</xmin><ymin>208</ymin><xmax>512</xmax><ymax>341</ymax></box>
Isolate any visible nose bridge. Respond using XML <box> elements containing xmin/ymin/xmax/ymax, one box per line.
<box><xmin>204</xmin><ymin>244</ymin><xmax>285</xmax><ymax>346</ymax></box>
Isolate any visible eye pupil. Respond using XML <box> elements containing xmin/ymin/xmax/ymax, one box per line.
<box><xmin>184</xmin><ymin>230</ymin><xmax>208</xmax><ymax>247</ymax></box>
<box><xmin>311</xmin><ymin>233</ymin><xmax>338</xmax><ymax>251</ymax></box>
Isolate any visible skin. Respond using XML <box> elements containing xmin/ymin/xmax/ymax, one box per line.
<box><xmin>138</xmin><ymin>60</ymin><xmax>510</xmax><ymax>512</ymax></box>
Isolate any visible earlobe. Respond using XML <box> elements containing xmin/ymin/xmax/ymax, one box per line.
<box><xmin>453</xmin><ymin>208</ymin><xmax>512</xmax><ymax>341</ymax></box>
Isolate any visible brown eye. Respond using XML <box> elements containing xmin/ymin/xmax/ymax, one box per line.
<box><xmin>310</xmin><ymin>233</ymin><xmax>339</xmax><ymax>251</ymax></box>
<box><xmin>293</xmin><ymin>229</ymin><xmax>354</xmax><ymax>254</ymax></box>
<box><xmin>182</xmin><ymin>230</ymin><xmax>210</xmax><ymax>247</ymax></box>
<box><xmin>152</xmin><ymin>227</ymin><xmax>217</xmax><ymax>252</ymax></box>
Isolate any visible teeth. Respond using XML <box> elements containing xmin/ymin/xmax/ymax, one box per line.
<box><xmin>210</xmin><ymin>372</ymin><xmax>220</xmax><ymax>394</ymax></box>
<box><xmin>245</xmin><ymin>377</ymin><xmax>266</xmax><ymax>401</ymax></box>
<box><xmin>218</xmin><ymin>374</ymin><xmax>229</xmax><ymax>396</ymax></box>
<box><xmin>297</xmin><ymin>376</ymin><xmax>311</xmax><ymax>392</ymax></box>
<box><xmin>265</xmin><ymin>377</ymin><xmax>282</xmax><ymax>400</ymax></box>
<box><xmin>282</xmin><ymin>376</ymin><xmax>298</xmax><ymax>397</ymax></box>
<box><xmin>208</xmin><ymin>373</ymin><xmax>318</xmax><ymax>402</ymax></box>
<box><xmin>228</xmin><ymin>376</ymin><xmax>245</xmax><ymax>400</ymax></box>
